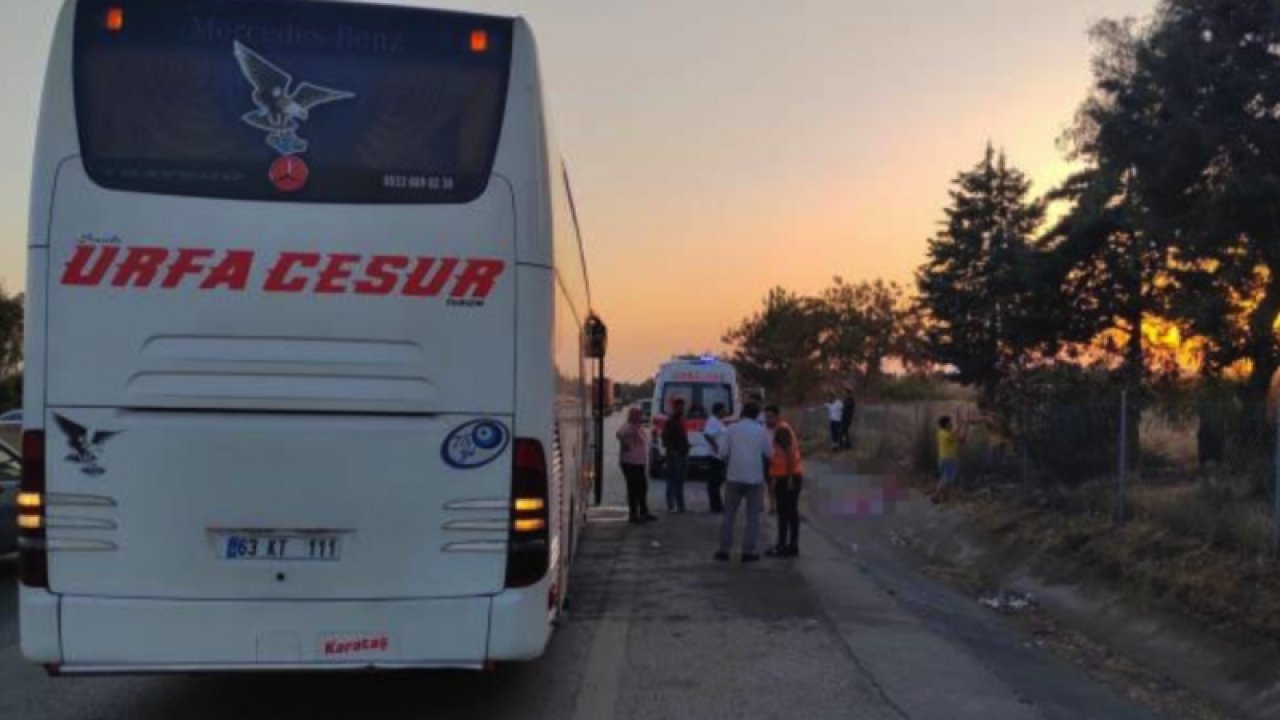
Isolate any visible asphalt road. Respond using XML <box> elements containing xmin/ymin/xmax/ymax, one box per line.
<box><xmin>0</xmin><ymin>420</ymin><xmax>1161</xmax><ymax>720</ymax></box>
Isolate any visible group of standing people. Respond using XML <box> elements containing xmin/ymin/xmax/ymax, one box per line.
<box><xmin>614</xmin><ymin>400</ymin><xmax>805</xmax><ymax>562</ymax></box>
<box><xmin>616</xmin><ymin>391</ymin><xmax>996</xmax><ymax>560</ymax></box>
<box><xmin>713</xmin><ymin>402</ymin><xmax>804</xmax><ymax>562</ymax></box>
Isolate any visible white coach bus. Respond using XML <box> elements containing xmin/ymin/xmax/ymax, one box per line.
<box><xmin>20</xmin><ymin>0</ymin><xmax>599</xmax><ymax>673</ymax></box>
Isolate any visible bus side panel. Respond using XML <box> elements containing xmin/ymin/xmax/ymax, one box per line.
<box><xmin>512</xmin><ymin>263</ymin><xmax>555</xmax><ymax>528</ymax></box>
<box><xmin>23</xmin><ymin>0</ymin><xmax>75</xmax><ymax>666</ymax></box>
<box><xmin>488</xmin><ymin>576</ymin><xmax>553</xmax><ymax>661</ymax></box>
<box><xmin>549</xmin><ymin>157</ymin><xmax>592</xmax><ymax>564</ymax></box>
<box><xmin>19</xmin><ymin>586</ymin><xmax>61</xmax><ymax>664</ymax></box>
<box><xmin>486</xmin><ymin>263</ymin><xmax>558</xmax><ymax>661</ymax></box>
<box><xmin>23</xmin><ymin>250</ymin><xmax>48</xmax><ymax>429</ymax></box>
<box><xmin>495</xmin><ymin>19</ymin><xmax>552</xmax><ymax>269</ymax></box>
<box><xmin>27</xmin><ymin>0</ymin><xmax>76</xmax><ymax>253</ymax></box>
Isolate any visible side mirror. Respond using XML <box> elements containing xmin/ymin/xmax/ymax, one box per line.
<box><xmin>585</xmin><ymin>315</ymin><xmax>607</xmax><ymax>360</ymax></box>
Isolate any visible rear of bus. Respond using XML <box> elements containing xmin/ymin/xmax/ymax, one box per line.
<box><xmin>22</xmin><ymin>0</ymin><xmax>565</xmax><ymax>672</ymax></box>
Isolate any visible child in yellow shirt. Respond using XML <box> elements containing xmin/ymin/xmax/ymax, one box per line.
<box><xmin>929</xmin><ymin>416</ymin><xmax>963</xmax><ymax>503</ymax></box>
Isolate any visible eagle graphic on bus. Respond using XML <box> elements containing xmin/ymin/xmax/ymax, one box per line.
<box><xmin>232</xmin><ymin>41</ymin><xmax>355</xmax><ymax>156</ymax></box>
<box><xmin>52</xmin><ymin>414</ymin><xmax>121</xmax><ymax>477</ymax></box>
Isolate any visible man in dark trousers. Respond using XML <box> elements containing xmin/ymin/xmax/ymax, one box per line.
<box><xmin>703</xmin><ymin>403</ymin><xmax>729</xmax><ymax>513</ymax></box>
<box><xmin>839</xmin><ymin>389</ymin><xmax>856</xmax><ymax>451</ymax></box>
<box><xmin>765</xmin><ymin>405</ymin><xmax>804</xmax><ymax>556</ymax></box>
<box><xmin>662</xmin><ymin>398</ymin><xmax>691</xmax><ymax>513</ymax></box>
<box><xmin>716</xmin><ymin>402</ymin><xmax>773</xmax><ymax>562</ymax></box>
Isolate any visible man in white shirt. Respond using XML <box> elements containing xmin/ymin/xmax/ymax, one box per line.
<box><xmin>715</xmin><ymin>402</ymin><xmax>773</xmax><ymax>563</ymax></box>
<box><xmin>824</xmin><ymin>396</ymin><xmax>844</xmax><ymax>452</ymax></box>
<box><xmin>703</xmin><ymin>403</ymin><xmax>729</xmax><ymax>513</ymax></box>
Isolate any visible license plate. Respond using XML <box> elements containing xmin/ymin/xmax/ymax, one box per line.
<box><xmin>218</xmin><ymin>532</ymin><xmax>341</xmax><ymax>562</ymax></box>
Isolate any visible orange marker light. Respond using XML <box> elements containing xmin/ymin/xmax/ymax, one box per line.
<box><xmin>514</xmin><ymin>517</ymin><xmax>546</xmax><ymax>533</ymax></box>
<box><xmin>470</xmin><ymin>29</ymin><xmax>489</xmax><ymax>53</ymax></box>
<box><xmin>105</xmin><ymin>7</ymin><xmax>124</xmax><ymax>32</ymax></box>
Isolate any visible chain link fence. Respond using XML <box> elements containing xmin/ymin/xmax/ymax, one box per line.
<box><xmin>793</xmin><ymin>395</ymin><xmax>1280</xmax><ymax>554</ymax></box>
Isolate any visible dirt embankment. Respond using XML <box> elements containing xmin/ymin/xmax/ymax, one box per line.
<box><xmin>962</xmin><ymin>486</ymin><xmax>1280</xmax><ymax>645</ymax></box>
<box><xmin>879</xmin><ymin>475</ymin><xmax>1280</xmax><ymax>720</ymax></box>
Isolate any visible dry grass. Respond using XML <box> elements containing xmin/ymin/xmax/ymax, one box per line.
<box><xmin>962</xmin><ymin>480</ymin><xmax>1280</xmax><ymax>644</ymax></box>
<box><xmin>1140</xmin><ymin>414</ymin><xmax>1200</xmax><ymax>470</ymax></box>
<box><xmin>800</xmin><ymin>399</ymin><xmax>1280</xmax><ymax>642</ymax></box>
<box><xmin>1133</xmin><ymin>483</ymin><xmax>1274</xmax><ymax>555</ymax></box>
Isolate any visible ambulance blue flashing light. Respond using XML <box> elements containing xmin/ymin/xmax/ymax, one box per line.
<box><xmin>671</xmin><ymin>353</ymin><xmax>721</xmax><ymax>366</ymax></box>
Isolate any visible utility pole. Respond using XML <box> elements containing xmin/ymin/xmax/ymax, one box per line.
<box><xmin>1115</xmin><ymin>389</ymin><xmax>1128</xmax><ymax>524</ymax></box>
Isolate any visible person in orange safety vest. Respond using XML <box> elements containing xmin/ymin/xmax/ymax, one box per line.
<box><xmin>764</xmin><ymin>405</ymin><xmax>804</xmax><ymax>557</ymax></box>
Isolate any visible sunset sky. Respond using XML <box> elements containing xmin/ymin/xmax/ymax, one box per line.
<box><xmin>2</xmin><ymin>0</ymin><xmax>1154</xmax><ymax>381</ymax></box>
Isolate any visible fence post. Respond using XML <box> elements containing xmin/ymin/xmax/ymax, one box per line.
<box><xmin>1115</xmin><ymin>389</ymin><xmax>1129</xmax><ymax>524</ymax></box>
<box><xmin>1273</xmin><ymin>403</ymin><xmax>1280</xmax><ymax>551</ymax></box>
<box><xmin>1019</xmin><ymin>407</ymin><xmax>1029</xmax><ymax>486</ymax></box>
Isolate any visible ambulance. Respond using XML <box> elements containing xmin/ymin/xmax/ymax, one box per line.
<box><xmin>647</xmin><ymin>356</ymin><xmax>741</xmax><ymax>479</ymax></box>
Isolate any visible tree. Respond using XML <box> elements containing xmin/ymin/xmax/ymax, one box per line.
<box><xmin>0</xmin><ymin>285</ymin><xmax>21</xmax><ymax>380</ymax></box>
<box><xmin>816</xmin><ymin>278</ymin><xmax>927</xmax><ymax>386</ymax></box>
<box><xmin>1072</xmin><ymin>2</ymin><xmax>1280</xmax><ymax>409</ymax></box>
<box><xmin>722</xmin><ymin>287</ymin><xmax>824</xmax><ymax>402</ymax></box>
<box><xmin>916</xmin><ymin>145</ymin><xmax>1046</xmax><ymax>401</ymax></box>
<box><xmin>615</xmin><ymin>379</ymin><xmax>655</xmax><ymax>404</ymax></box>
<box><xmin>1042</xmin><ymin>166</ymin><xmax>1174</xmax><ymax>384</ymax></box>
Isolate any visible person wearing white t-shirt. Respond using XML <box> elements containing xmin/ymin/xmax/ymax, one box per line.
<box><xmin>715</xmin><ymin>402</ymin><xmax>774</xmax><ymax>563</ymax></box>
<box><xmin>824</xmin><ymin>396</ymin><xmax>843</xmax><ymax>452</ymax></box>
<box><xmin>703</xmin><ymin>403</ymin><xmax>729</xmax><ymax>513</ymax></box>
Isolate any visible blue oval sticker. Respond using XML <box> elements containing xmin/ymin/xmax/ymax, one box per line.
<box><xmin>442</xmin><ymin>420</ymin><xmax>511</xmax><ymax>470</ymax></box>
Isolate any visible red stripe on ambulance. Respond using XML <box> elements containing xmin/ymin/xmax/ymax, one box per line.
<box><xmin>60</xmin><ymin>244</ymin><xmax>507</xmax><ymax>299</ymax></box>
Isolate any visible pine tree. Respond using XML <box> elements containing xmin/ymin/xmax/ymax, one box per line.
<box><xmin>916</xmin><ymin>145</ymin><xmax>1045</xmax><ymax>400</ymax></box>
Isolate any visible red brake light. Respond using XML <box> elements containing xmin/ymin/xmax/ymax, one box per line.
<box><xmin>105</xmin><ymin>7</ymin><xmax>124</xmax><ymax>32</ymax></box>
<box><xmin>470</xmin><ymin>29</ymin><xmax>489</xmax><ymax>53</ymax></box>
<box><xmin>506</xmin><ymin>438</ymin><xmax>550</xmax><ymax>589</ymax></box>
<box><xmin>514</xmin><ymin>438</ymin><xmax>546</xmax><ymax>473</ymax></box>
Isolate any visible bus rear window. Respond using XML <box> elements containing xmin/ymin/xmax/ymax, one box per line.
<box><xmin>73</xmin><ymin>0</ymin><xmax>513</xmax><ymax>204</ymax></box>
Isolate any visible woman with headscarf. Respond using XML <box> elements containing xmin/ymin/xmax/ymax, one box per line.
<box><xmin>617</xmin><ymin>407</ymin><xmax>657</xmax><ymax>523</ymax></box>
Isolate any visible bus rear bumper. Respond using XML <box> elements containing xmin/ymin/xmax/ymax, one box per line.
<box><xmin>23</xmin><ymin>581</ymin><xmax>554</xmax><ymax>672</ymax></box>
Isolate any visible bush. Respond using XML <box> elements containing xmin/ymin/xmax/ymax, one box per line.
<box><xmin>1147</xmin><ymin>480</ymin><xmax>1271</xmax><ymax>554</ymax></box>
<box><xmin>994</xmin><ymin>366</ymin><xmax>1120</xmax><ymax>486</ymax></box>
<box><xmin>873</xmin><ymin>374</ymin><xmax>968</xmax><ymax>402</ymax></box>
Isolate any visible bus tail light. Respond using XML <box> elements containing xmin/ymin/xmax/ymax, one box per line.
<box><xmin>470</xmin><ymin>29</ymin><xmax>489</xmax><ymax>53</ymax></box>
<box><xmin>505</xmin><ymin>438</ymin><xmax>549</xmax><ymax>589</ymax></box>
<box><xmin>514</xmin><ymin>498</ymin><xmax>545</xmax><ymax>512</ymax></box>
<box><xmin>19</xmin><ymin>430</ymin><xmax>49</xmax><ymax>589</ymax></box>
<box><xmin>105</xmin><ymin>7</ymin><xmax>124</xmax><ymax>32</ymax></box>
